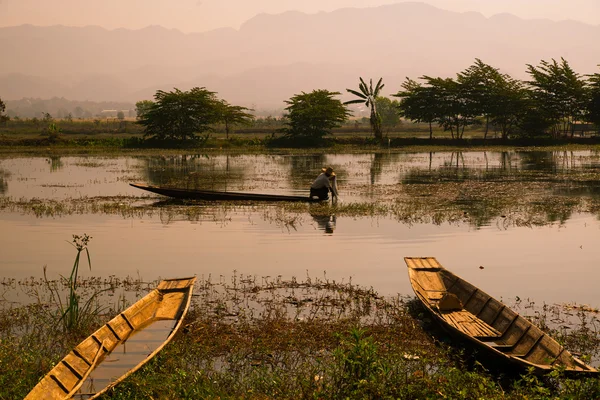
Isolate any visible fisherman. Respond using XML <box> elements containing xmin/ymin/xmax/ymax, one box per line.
<box><xmin>310</xmin><ymin>167</ymin><xmax>338</xmax><ymax>200</ymax></box>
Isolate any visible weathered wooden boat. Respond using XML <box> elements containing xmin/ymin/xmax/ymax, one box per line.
<box><xmin>130</xmin><ymin>183</ymin><xmax>322</xmax><ymax>202</ymax></box>
<box><xmin>405</xmin><ymin>257</ymin><xmax>597</xmax><ymax>375</ymax></box>
<box><xmin>25</xmin><ymin>277</ymin><xmax>196</xmax><ymax>399</ymax></box>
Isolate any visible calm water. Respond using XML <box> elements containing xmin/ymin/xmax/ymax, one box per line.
<box><xmin>2</xmin><ymin>151</ymin><xmax>600</xmax><ymax>308</ymax></box>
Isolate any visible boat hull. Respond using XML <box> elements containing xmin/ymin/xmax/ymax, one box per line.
<box><xmin>405</xmin><ymin>257</ymin><xmax>597</xmax><ymax>375</ymax></box>
<box><xmin>25</xmin><ymin>277</ymin><xmax>196</xmax><ymax>399</ymax></box>
<box><xmin>130</xmin><ymin>183</ymin><xmax>320</xmax><ymax>202</ymax></box>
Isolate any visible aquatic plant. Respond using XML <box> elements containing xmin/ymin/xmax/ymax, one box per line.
<box><xmin>43</xmin><ymin>234</ymin><xmax>104</xmax><ymax>332</ymax></box>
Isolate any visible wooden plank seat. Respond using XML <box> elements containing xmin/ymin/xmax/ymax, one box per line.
<box><xmin>405</xmin><ymin>257</ymin><xmax>443</xmax><ymax>271</ymax></box>
<box><xmin>484</xmin><ymin>343</ymin><xmax>515</xmax><ymax>351</ymax></box>
<box><xmin>440</xmin><ymin>310</ymin><xmax>501</xmax><ymax>338</ymax></box>
<box><xmin>480</xmin><ymin>322</ymin><xmax>533</xmax><ymax>354</ymax></box>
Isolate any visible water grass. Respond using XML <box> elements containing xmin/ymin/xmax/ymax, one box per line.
<box><xmin>1</xmin><ymin>185</ymin><xmax>598</xmax><ymax>231</ymax></box>
<box><xmin>46</xmin><ymin>234</ymin><xmax>101</xmax><ymax>332</ymax></box>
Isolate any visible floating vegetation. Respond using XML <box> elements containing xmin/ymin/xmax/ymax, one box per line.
<box><xmin>72</xmin><ymin>160</ymin><xmax>118</xmax><ymax>168</ymax></box>
<box><xmin>1</xmin><ymin>181</ymin><xmax>600</xmax><ymax>230</ymax></box>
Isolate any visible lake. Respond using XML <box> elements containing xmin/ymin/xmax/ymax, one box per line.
<box><xmin>2</xmin><ymin>150</ymin><xmax>600</xmax><ymax>308</ymax></box>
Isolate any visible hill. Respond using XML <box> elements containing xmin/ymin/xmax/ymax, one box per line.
<box><xmin>1</xmin><ymin>2</ymin><xmax>598</xmax><ymax>111</ymax></box>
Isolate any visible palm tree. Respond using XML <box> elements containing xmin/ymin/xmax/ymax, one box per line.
<box><xmin>345</xmin><ymin>77</ymin><xmax>385</xmax><ymax>140</ymax></box>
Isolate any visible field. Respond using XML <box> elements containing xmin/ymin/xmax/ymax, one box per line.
<box><xmin>0</xmin><ymin>117</ymin><xmax>499</xmax><ymax>141</ymax></box>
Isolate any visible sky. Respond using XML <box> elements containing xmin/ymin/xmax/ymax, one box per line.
<box><xmin>0</xmin><ymin>0</ymin><xmax>599</xmax><ymax>33</ymax></box>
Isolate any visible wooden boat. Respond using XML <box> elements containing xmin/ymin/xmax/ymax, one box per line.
<box><xmin>405</xmin><ymin>257</ymin><xmax>597</xmax><ymax>375</ymax></box>
<box><xmin>25</xmin><ymin>277</ymin><xmax>196</xmax><ymax>399</ymax></box>
<box><xmin>130</xmin><ymin>183</ymin><xmax>321</xmax><ymax>202</ymax></box>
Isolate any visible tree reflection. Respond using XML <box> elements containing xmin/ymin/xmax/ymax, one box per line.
<box><xmin>128</xmin><ymin>151</ymin><xmax>600</xmax><ymax>229</ymax></box>
<box><xmin>517</xmin><ymin>151</ymin><xmax>556</xmax><ymax>172</ymax></box>
<box><xmin>400</xmin><ymin>151</ymin><xmax>578</xmax><ymax>185</ymax></box>
<box><xmin>141</xmin><ymin>154</ymin><xmax>247</xmax><ymax>192</ymax></box>
<box><xmin>47</xmin><ymin>156</ymin><xmax>63</xmax><ymax>172</ymax></box>
<box><xmin>285</xmin><ymin>155</ymin><xmax>352</xmax><ymax>196</ymax></box>
<box><xmin>368</xmin><ymin>152</ymin><xmax>388</xmax><ymax>185</ymax></box>
<box><xmin>287</xmin><ymin>155</ymin><xmax>327</xmax><ymax>188</ymax></box>
<box><xmin>0</xmin><ymin>168</ymin><xmax>8</xmax><ymax>195</ymax></box>
<box><xmin>397</xmin><ymin>150</ymin><xmax>600</xmax><ymax>228</ymax></box>
<box><xmin>403</xmin><ymin>152</ymin><xmax>476</xmax><ymax>184</ymax></box>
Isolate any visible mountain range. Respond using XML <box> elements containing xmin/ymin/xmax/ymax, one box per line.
<box><xmin>1</xmin><ymin>2</ymin><xmax>599</xmax><ymax>111</ymax></box>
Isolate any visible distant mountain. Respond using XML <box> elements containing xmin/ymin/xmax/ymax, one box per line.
<box><xmin>1</xmin><ymin>2</ymin><xmax>599</xmax><ymax>111</ymax></box>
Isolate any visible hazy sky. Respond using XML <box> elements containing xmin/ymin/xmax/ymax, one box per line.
<box><xmin>1</xmin><ymin>0</ymin><xmax>599</xmax><ymax>32</ymax></box>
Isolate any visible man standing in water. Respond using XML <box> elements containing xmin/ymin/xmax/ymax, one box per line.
<box><xmin>310</xmin><ymin>167</ymin><xmax>338</xmax><ymax>200</ymax></box>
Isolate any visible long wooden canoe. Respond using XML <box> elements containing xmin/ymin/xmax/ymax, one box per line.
<box><xmin>25</xmin><ymin>277</ymin><xmax>196</xmax><ymax>399</ymax></box>
<box><xmin>405</xmin><ymin>257</ymin><xmax>597</xmax><ymax>375</ymax></box>
<box><xmin>130</xmin><ymin>183</ymin><xmax>321</xmax><ymax>202</ymax></box>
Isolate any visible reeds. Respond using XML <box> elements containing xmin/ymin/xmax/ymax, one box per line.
<box><xmin>42</xmin><ymin>234</ymin><xmax>107</xmax><ymax>333</ymax></box>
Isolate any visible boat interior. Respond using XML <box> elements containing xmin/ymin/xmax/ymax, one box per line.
<box><xmin>405</xmin><ymin>257</ymin><xmax>595</xmax><ymax>372</ymax></box>
<box><xmin>25</xmin><ymin>277</ymin><xmax>196</xmax><ymax>399</ymax></box>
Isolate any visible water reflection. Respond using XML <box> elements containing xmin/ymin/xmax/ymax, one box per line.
<box><xmin>46</xmin><ymin>156</ymin><xmax>63</xmax><ymax>172</ymax></box>
<box><xmin>3</xmin><ymin>209</ymin><xmax>600</xmax><ymax>308</ymax></box>
<box><xmin>2</xmin><ymin>151</ymin><xmax>600</xmax><ymax>227</ymax></box>
<box><xmin>519</xmin><ymin>151</ymin><xmax>556</xmax><ymax>171</ymax></box>
<box><xmin>6</xmin><ymin>151</ymin><xmax>600</xmax><ymax>314</ymax></box>
<box><xmin>288</xmin><ymin>154</ymin><xmax>327</xmax><ymax>187</ymax></box>
<box><xmin>144</xmin><ymin>154</ymin><xmax>247</xmax><ymax>192</ymax></box>
<box><xmin>310</xmin><ymin>206</ymin><xmax>336</xmax><ymax>234</ymax></box>
<box><xmin>369</xmin><ymin>152</ymin><xmax>392</xmax><ymax>185</ymax></box>
<box><xmin>0</xmin><ymin>168</ymin><xmax>8</xmax><ymax>195</ymax></box>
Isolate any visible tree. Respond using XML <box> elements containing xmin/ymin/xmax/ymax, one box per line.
<box><xmin>0</xmin><ymin>97</ymin><xmax>9</xmax><ymax>126</ymax></box>
<box><xmin>47</xmin><ymin>123</ymin><xmax>62</xmax><ymax>142</ymax></box>
<box><xmin>420</xmin><ymin>76</ymin><xmax>477</xmax><ymax>139</ymax></box>
<box><xmin>375</xmin><ymin>97</ymin><xmax>401</xmax><ymax>131</ymax></box>
<box><xmin>345</xmin><ymin>77</ymin><xmax>385</xmax><ymax>140</ymax></box>
<box><xmin>515</xmin><ymin>102</ymin><xmax>555</xmax><ymax>138</ymax></box>
<box><xmin>526</xmin><ymin>58</ymin><xmax>587</xmax><ymax>137</ymax></box>
<box><xmin>456</xmin><ymin>60</ymin><xmax>531</xmax><ymax>139</ymax></box>
<box><xmin>487</xmin><ymin>75</ymin><xmax>529</xmax><ymax>139</ymax></box>
<box><xmin>283</xmin><ymin>89</ymin><xmax>350</xmax><ymax>140</ymax></box>
<box><xmin>138</xmin><ymin>88</ymin><xmax>221</xmax><ymax>141</ymax></box>
<box><xmin>394</xmin><ymin>78</ymin><xmax>440</xmax><ymax>139</ymax></box>
<box><xmin>587</xmin><ymin>67</ymin><xmax>600</xmax><ymax>127</ymax></box>
<box><xmin>217</xmin><ymin>101</ymin><xmax>255</xmax><ymax>138</ymax></box>
<box><xmin>116</xmin><ymin>111</ymin><xmax>125</xmax><ymax>120</ymax></box>
<box><xmin>457</xmin><ymin>59</ymin><xmax>504</xmax><ymax>138</ymax></box>
<box><xmin>135</xmin><ymin>100</ymin><xmax>154</xmax><ymax>119</ymax></box>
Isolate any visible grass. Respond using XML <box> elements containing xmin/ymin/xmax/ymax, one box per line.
<box><xmin>3</xmin><ymin>273</ymin><xmax>600</xmax><ymax>399</ymax></box>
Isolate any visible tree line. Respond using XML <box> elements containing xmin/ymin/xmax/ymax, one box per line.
<box><xmin>395</xmin><ymin>58</ymin><xmax>600</xmax><ymax>140</ymax></box>
<box><xmin>1</xmin><ymin>57</ymin><xmax>598</xmax><ymax>142</ymax></box>
<box><xmin>132</xmin><ymin>58</ymin><xmax>599</xmax><ymax>143</ymax></box>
